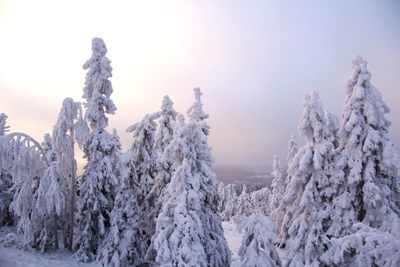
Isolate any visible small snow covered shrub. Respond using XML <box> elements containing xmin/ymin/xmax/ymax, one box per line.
<box><xmin>238</xmin><ymin>213</ymin><xmax>281</xmax><ymax>267</ymax></box>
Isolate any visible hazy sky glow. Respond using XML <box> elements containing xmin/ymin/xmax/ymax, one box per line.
<box><xmin>0</xmin><ymin>0</ymin><xmax>399</xmax><ymax>166</ymax></box>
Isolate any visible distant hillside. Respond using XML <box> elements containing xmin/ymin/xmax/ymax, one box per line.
<box><xmin>213</xmin><ymin>164</ymin><xmax>276</xmax><ymax>192</ymax></box>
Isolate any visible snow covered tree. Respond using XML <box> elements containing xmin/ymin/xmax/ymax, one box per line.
<box><xmin>325</xmin><ymin>111</ymin><xmax>339</xmax><ymax>148</ymax></box>
<box><xmin>97</xmin><ymin>162</ymin><xmax>144</xmax><ymax>267</ymax></box>
<box><xmin>322</xmin><ymin>223</ymin><xmax>400</xmax><ymax>267</ymax></box>
<box><xmin>236</xmin><ymin>185</ymin><xmax>253</xmax><ymax>217</ymax></box>
<box><xmin>154</xmin><ymin>95</ymin><xmax>177</xmax><ymax>154</ymax></box>
<box><xmin>124</xmin><ymin>112</ymin><xmax>159</xmax><ymax>256</ymax></box>
<box><xmin>9</xmin><ymin>133</ymin><xmax>48</xmax><ymax>248</ymax></box>
<box><xmin>269</xmin><ymin>155</ymin><xmax>285</xmax><ymax>223</ymax></box>
<box><xmin>52</xmin><ymin>98</ymin><xmax>85</xmax><ymax>249</ymax></box>
<box><xmin>217</xmin><ymin>181</ymin><xmax>226</xmax><ymax>213</ymax></box>
<box><xmin>286</xmin><ymin>133</ymin><xmax>298</xmax><ymax>166</ymax></box>
<box><xmin>238</xmin><ymin>213</ymin><xmax>281</xmax><ymax>267</ymax></box>
<box><xmin>319</xmin><ymin>56</ymin><xmax>400</xmax><ymax>265</ymax></box>
<box><xmin>277</xmin><ymin>92</ymin><xmax>336</xmax><ymax>265</ymax></box>
<box><xmin>221</xmin><ymin>183</ymin><xmax>238</xmax><ymax>220</ymax></box>
<box><xmin>74</xmin><ymin>38</ymin><xmax>120</xmax><ymax>262</ymax></box>
<box><xmin>251</xmin><ymin>187</ymin><xmax>271</xmax><ymax>215</ymax></box>
<box><xmin>145</xmin><ymin>96</ymin><xmax>178</xmax><ymax>253</ymax></box>
<box><xmin>0</xmin><ymin>113</ymin><xmax>10</xmax><ymax>135</ymax></box>
<box><xmin>126</xmin><ymin>113</ymin><xmax>159</xmax><ymax>203</ymax></box>
<box><xmin>150</xmin><ymin>88</ymin><xmax>231</xmax><ymax>267</ymax></box>
<box><xmin>0</xmin><ymin>113</ymin><xmax>13</xmax><ymax>226</ymax></box>
<box><xmin>31</xmin><ymin>159</ymin><xmax>65</xmax><ymax>252</ymax></box>
<box><xmin>327</xmin><ymin>56</ymin><xmax>400</xmax><ymax>240</ymax></box>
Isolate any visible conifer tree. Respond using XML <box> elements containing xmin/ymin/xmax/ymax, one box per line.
<box><xmin>269</xmin><ymin>155</ymin><xmax>285</xmax><ymax>223</ymax></box>
<box><xmin>327</xmin><ymin>56</ymin><xmax>400</xmax><ymax>239</ymax></box>
<box><xmin>236</xmin><ymin>185</ymin><xmax>253</xmax><ymax>217</ymax></box>
<box><xmin>75</xmin><ymin>38</ymin><xmax>120</xmax><ymax>262</ymax></box>
<box><xmin>145</xmin><ymin>96</ymin><xmax>177</xmax><ymax>250</ymax></box>
<box><xmin>97</xmin><ymin>163</ymin><xmax>144</xmax><ymax>267</ymax></box>
<box><xmin>321</xmin><ymin>56</ymin><xmax>400</xmax><ymax>265</ymax></box>
<box><xmin>125</xmin><ymin>112</ymin><xmax>159</xmax><ymax>255</ymax></box>
<box><xmin>150</xmin><ymin>88</ymin><xmax>231</xmax><ymax>267</ymax></box>
<box><xmin>221</xmin><ymin>184</ymin><xmax>238</xmax><ymax>220</ymax></box>
<box><xmin>0</xmin><ymin>113</ymin><xmax>12</xmax><ymax>226</ymax></box>
<box><xmin>277</xmin><ymin>92</ymin><xmax>336</xmax><ymax>266</ymax></box>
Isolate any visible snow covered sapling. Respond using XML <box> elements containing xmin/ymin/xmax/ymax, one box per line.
<box><xmin>150</xmin><ymin>88</ymin><xmax>231</xmax><ymax>267</ymax></box>
<box><xmin>238</xmin><ymin>213</ymin><xmax>281</xmax><ymax>267</ymax></box>
<box><xmin>236</xmin><ymin>185</ymin><xmax>253</xmax><ymax>217</ymax></box>
<box><xmin>269</xmin><ymin>155</ymin><xmax>285</xmax><ymax>223</ymax></box>
<box><xmin>75</xmin><ymin>38</ymin><xmax>120</xmax><ymax>262</ymax></box>
<box><xmin>277</xmin><ymin>92</ymin><xmax>336</xmax><ymax>265</ymax></box>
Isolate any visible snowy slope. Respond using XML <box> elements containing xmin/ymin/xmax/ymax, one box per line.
<box><xmin>0</xmin><ymin>245</ymin><xmax>100</xmax><ymax>267</ymax></box>
<box><xmin>0</xmin><ymin>221</ymin><xmax>284</xmax><ymax>267</ymax></box>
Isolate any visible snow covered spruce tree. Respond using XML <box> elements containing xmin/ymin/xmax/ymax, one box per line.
<box><xmin>150</xmin><ymin>88</ymin><xmax>231</xmax><ymax>267</ymax></box>
<box><xmin>217</xmin><ymin>181</ymin><xmax>227</xmax><ymax>213</ymax></box>
<box><xmin>277</xmin><ymin>92</ymin><xmax>336</xmax><ymax>265</ymax></box>
<box><xmin>238</xmin><ymin>213</ymin><xmax>281</xmax><ymax>267</ymax></box>
<box><xmin>221</xmin><ymin>183</ymin><xmax>238</xmax><ymax>220</ymax></box>
<box><xmin>269</xmin><ymin>155</ymin><xmax>285</xmax><ymax>223</ymax></box>
<box><xmin>0</xmin><ymin>113</ymin><xmax>13</xmax><ymax>226</ymax></box>
<box><xmin>285</xmin><ymin>133</ymin><xmax>298</xmax><ymax>186</ymax></box>
<box><xmin>126</xmin><ymin>113</ymin><xmax>159</xmax><ymax>203</ymax></box>
<box><xmin>236</xmin><ymin>184</ymin><xmax>253</xmax><ymax>217</ymax></box>
<box><xmin>74</xmin><ymin>38</ymin><xmax>120</xmax><ymax>262</ymax></box>
<box><xmin>145</xmin><ymin>96</ymin><xmax>177</xmax><ymax>246</ymax></box>
<box><xmin>321</xmin><ymin>56</ymin><xmax>400</xmax><ymax>266</ymax></box>
<box><xmin>97</xmin><ymin>161</ymin><xmax>144</xmax><ymax>267</ymax></box>
<box><xmin>125</xmin><ymin>112</ymin><xmax>159</xmax><ymax>255</ymax></box>
<box><xmin>273</xmin><ymin>134</ymin><xmax>298</xmax><ymax>239</ymax></box>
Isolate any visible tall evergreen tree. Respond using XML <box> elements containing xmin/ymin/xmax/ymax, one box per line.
<box><xmin>277</xmin><ymin>92</ymin><xmax>336</xmax><ymax>266</ymax></box>
<box><xmin>74</xmin><ymin>38</ymin><xmax>120</xmax><ymax>262</ymax></box>
<box><xmin>327</xmin><ymin>56</ymin><xmax>400</xmax><ymax>238</ymax></box>
<box><xmin>145</xmin><ymin>96</ymin><xmax>178</xmax><ymax>254</ymax></box>
<box><xmin>150</xmin><ymin>88</ymin><xmax>231</xmax><ymax>267</ymax></box>
<box><xmin>321</xmin><ymin>56</ymin><xmax>400</xmax><ymax>265</ymax></box>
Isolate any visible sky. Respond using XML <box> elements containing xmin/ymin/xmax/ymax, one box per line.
<box><xmin>0</xmin><ymin>0</ymin><xmax>399</xmax><ymax>167</ymax></box>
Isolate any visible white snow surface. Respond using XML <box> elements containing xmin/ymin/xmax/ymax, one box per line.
<box><xmin>0</xmin><ymin>246</ymin><xmax>100</xmax><ymax>267</ymax></box>
<box><xmin>0</xmin><ymin>220</ymin><xmax>287</xmax><ymax>267</ymax></box>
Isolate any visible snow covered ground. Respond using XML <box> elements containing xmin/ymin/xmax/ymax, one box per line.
<box><xmin>0</xmin><ymin>222</ymin><xmax>245</xmax><ymax>267</ymax></box>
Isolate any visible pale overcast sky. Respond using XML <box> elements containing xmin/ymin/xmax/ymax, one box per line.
<box><xmin>0</xmin><ymin>0</ymin><xmax>399</xmax><ymax>166</ymax></box>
